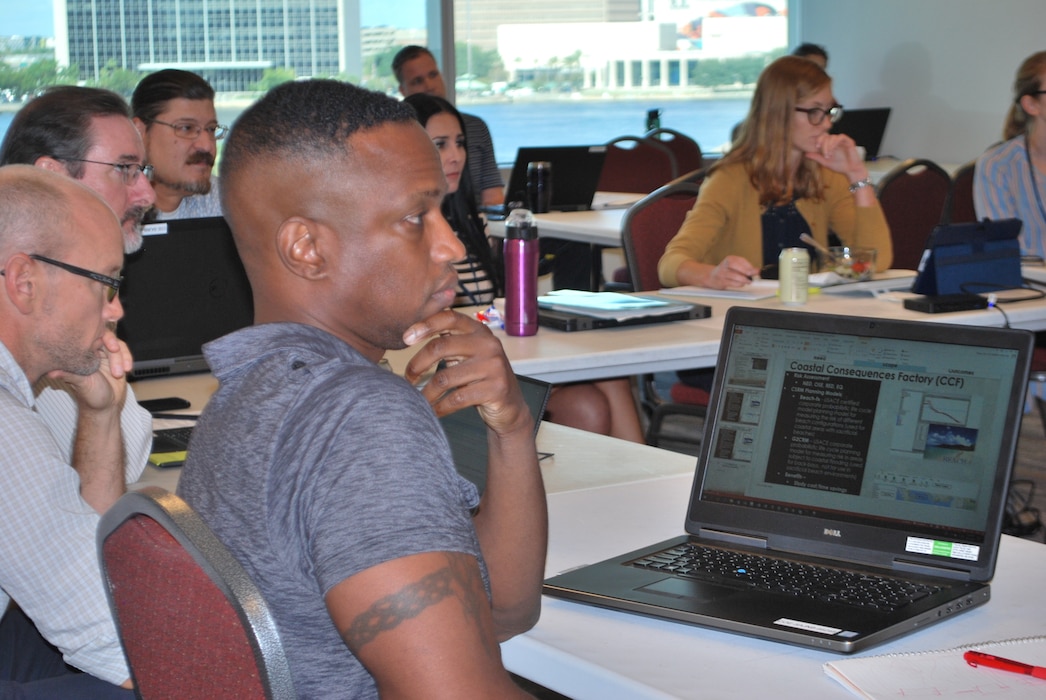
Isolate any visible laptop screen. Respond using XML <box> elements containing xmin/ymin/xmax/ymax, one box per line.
<box><xmin>830</xmin><ymin>107</ymin><xmax>891</xmax><ymax>160</ymax></box>
<box><xmin>690</xmin><ymin>308</ymin><xmax>1031</xmax><ymax>579</ymax></box>
<box><xmin>504</xmin><ymin>145</ymin><xmax>607</xmax><ymax>211</ymax></box>
<box><xmin>118</xmin><ymin>217</ymin><xmax>254</xmax><ymax>380</ymax></box>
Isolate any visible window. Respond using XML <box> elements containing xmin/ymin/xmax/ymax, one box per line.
<box><xmin>449</xmin><ymin>1</ymin><xmax>791</xmax><ymax>164</ymax></box>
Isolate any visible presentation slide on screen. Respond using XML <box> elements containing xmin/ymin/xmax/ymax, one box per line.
<box><xmin>703</xmin><ymin>327</ymin><xmax>1015</xmax><ymax>531</ymax></box>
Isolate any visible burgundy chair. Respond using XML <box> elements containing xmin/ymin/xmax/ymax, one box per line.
<box><xmin>942</xmin><ymin>159</ymin><xmax>978</xmax><ymax>225</ymax></box>
<box><xmin>621</xmin><ymin>178</ymin><xmax>709</xmax><ymax>447</ymax></box>
<box><xmin>644</xmin><ymin>127</ymin><xmax>704</xmax><ymax>176</ymax></box>
<box><xmin>98</xmin><ymin>487</ymin><xmax>295</xmax><ymax>700</ymax></box>
<box><xmin>875</xmin><ymin>158</ymin><xmax>952</xmax><ymax>270</ymax></box>
<box><xmin>598</xmin><ymin>136</ymin><xmax>679</xmax><ymax>195</ymax></box>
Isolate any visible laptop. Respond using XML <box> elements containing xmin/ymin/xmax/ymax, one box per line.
<box><xmin>502</xmin><ymin>146</ymin><xmax>608</xmax><ymax>212</ymax></box>
<box><xmin>150</xmin><ymin>374</ymin><xmax>552</xmax><ymax>486</ymax></box>
<box><xmin>545</xmin><ymin>307</ymin><xmax>1033</xmax><ymax>653</ymax></box>
<box><xmin>537</xmin><ymin>291</ymin><xmax>712</xmax><ymax>332</ymax></box>
<box><xmin>831</xmin><ymin>108</ymin><xmax>891</xmax><ymax>160</ymax></box>
<box><xmin>118</xmin><ymin>217</ymin><xmax>254</xmax><ymax>380</ymax></box>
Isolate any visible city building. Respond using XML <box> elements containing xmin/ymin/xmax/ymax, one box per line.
<box><xmin>54</xmin><ymin>0</ymin><xmax>364</xmax><ymax>91</ymax></box>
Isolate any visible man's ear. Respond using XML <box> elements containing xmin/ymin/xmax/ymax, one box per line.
<box><xmin>34</xmin><ymin>156</ymin><xmax>68</xmax><ymax>175</ymax></box>
<box><xmin>2</xmin><ymin>254</ymin><xmax>40</xmax><ymax>315</ymax></box>
<box><xmin>132</xmin><ymin>117</ymin><xmax>148</xmax><ymax>140</ymax></box>
<box><xmin>276</xmin><ymin>217</ymin><xmax>327</xmax><ymax>280</ymax></box>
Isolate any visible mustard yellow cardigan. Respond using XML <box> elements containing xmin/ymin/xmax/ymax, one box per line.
<box><xmin>658</xmin><ymin>162</ymin><xmax>893</xmax><ymax>286</ymax></box>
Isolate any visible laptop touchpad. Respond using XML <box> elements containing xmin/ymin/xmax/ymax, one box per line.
<box><xmin>638</xmin><ymin>577</ymin><xmax>741</xmax><ymax>603</ymax></box>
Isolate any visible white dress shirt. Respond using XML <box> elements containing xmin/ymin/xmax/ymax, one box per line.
<box><xmin>0</xmin><ymin>340</ymin><xmax>151</xmax><ymax>685</ymax></box>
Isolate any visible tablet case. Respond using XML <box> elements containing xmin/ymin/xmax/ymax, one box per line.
<box><xmin>911</xmin><ymin>218</ymin><xmax>1023</xmax><ymax>296</ymax></box>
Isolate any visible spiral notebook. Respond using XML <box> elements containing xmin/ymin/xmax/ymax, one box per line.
<box><xmin>824</xmin><ymin>636</ymin><xmax>1046</xmax><ymax>698</ymax></box>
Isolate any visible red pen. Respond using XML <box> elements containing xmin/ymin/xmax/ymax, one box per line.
<box><xmin>964</xmin><ymin>650</ymin><xmax>1046</xmax><ymax>680</ymax></box>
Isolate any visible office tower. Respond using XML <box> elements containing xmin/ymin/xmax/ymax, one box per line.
<box><xmin>55</xmin><ymin>0</ymin><xmax>362</xmax><ymax>91</ymax></box>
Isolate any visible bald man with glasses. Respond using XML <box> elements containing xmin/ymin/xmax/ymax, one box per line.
<box><xmin>0</xmin><ymin>166</ymin><xmax>140</xmax><ymax>699</ymax></box>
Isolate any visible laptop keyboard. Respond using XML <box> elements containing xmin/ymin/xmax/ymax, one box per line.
<box><xmin>631</xmin><ymin>543</ymin><xmax>943</xmax><ymax>612</ymax></box>
<box><xmin>151</xmin><ymin>426</ymin><xmax>193</xmax><ymax>452</ymax></box>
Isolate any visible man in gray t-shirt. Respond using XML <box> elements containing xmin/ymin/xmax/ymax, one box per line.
<box><xmin>178</xmin><ymin>79</ymin><xmax>546</xmax><ymax>698</ymax></box>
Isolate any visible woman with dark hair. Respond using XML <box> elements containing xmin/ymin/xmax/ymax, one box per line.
<box><xmin>406</xmin><ymin>93</ymin><xmax>645</xmax><ymax>442</ymax></box>
<box><xmin>975</xmin><ymin>51</ymin><xmax>1046</xmax><ymax>259</ymax></box>
<box><xmin>405</xmin><ymin>94</ymin><xmax>502</xmax><ymax>306</ymax></box>
<box><xmin>658</xmin><ymin>55</ymin><xmax>892</xmax><ymax>290</ymax></box>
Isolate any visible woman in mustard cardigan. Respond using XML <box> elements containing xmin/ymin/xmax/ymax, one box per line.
<box><xmin>658</xmin><ymin>56</ymin><xmax>892</xmax><ymax>290</ymax></box>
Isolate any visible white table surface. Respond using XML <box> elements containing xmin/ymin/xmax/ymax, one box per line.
<box><xmin>487</xmin><ymin>207</ymin><xmax>626</xmax><ymax>248</ymax></box>
<box><xmin>502</xmin><ymin>471</ymin><xmax>1046</xmax><ymax>700</ymax></box>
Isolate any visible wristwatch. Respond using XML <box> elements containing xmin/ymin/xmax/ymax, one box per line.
<box><xmin>848</xmin><ymin>177</ymin><xmax>873</xmax><ymax>194</ymax></box>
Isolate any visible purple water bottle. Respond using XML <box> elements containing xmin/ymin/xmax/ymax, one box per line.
<box><xmin>503</xmin><ymin>208</ymin><xmax>539</xmax><ymax>337</ymax></box>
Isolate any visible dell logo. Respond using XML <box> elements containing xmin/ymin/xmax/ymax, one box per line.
<box><xmin>823</xmin><ymin>528</ymin><xmax>842</xmax><ymax>538</ymax></box>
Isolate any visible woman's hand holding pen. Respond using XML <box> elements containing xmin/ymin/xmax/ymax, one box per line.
<box><xmin>707</xmin><ymin>255</ymin><xmax>760</xmax><ymax>290</ymax></box>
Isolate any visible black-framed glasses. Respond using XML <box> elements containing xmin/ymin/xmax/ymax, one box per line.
<box><xmin>795</xmin><ymin>104</ymin><xmax>844</xmax><ymax>126</ymax></box>
<box><xmin>29</xmin><ymin>254</ymin><xmax>122</xmax><ymax>302</ymax></box>
<box><xmin>148</xmin><ymin>119</ymin><xmax>228</xmax><ymax>140</ymax></box>
<box><xmin>62</xmin><ymin>158</ymin><xmax>153</xmax><ymax>185</ymax></box>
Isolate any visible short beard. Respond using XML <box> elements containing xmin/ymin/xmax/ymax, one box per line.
<box><xmin>152</xmin><ymin>172</ymin><xmax>212</xmax><ymax>196</ymax></box>
<box><xmin>122</xmin><ymin>206</ymin><xmax>150</xmax><ymax>253</ymax></box>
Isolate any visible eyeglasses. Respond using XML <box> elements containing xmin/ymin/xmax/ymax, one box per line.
<box><xmin>795</xmin><ymin>104</ymin><xmax>844</xmax><ymax>126</ymax></box>
<box><xmin>148</xmin><ymin>119</ymin><xmax>228</xmax><ymax>140</ymax></box>
<box><xmin>29</xmin><ymin>254</ymin><xmax>122</xmax><ymax>302</ymax></box>
<box><xmin>63</xmin><ymin>158</ymin><xmax>153</xmax><ymax>185</ymax></box>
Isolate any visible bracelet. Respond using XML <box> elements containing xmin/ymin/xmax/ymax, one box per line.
<box><xmin>848</xmin><ymin>177</ymin><xmax>873</xmax><ymax>194</ymax></box>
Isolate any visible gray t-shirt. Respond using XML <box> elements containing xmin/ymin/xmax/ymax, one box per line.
<box><xmin>178</xmin><ymin>322</ymin><xmax>483</xmax><ymax>698</ymax></box>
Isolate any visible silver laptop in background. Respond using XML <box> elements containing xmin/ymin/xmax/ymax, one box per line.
<box><xmin>545</xmin><ymin>307</ymin><xmax>1032</xmax><ymax>653</ymax></box>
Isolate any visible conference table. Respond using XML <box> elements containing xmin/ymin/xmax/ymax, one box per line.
<box><xmin>132</xmin><ymin>373</ymin><xmax>1046</xmax><ymax>699</ymax></box>
<box><xmin>379</xmin><ymin>286</ymin><xmax>1046</xmax><ymax>384</ymax></box>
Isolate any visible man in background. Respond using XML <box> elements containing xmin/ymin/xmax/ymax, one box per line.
<box><xmin>393</xmin><ymin>45</ymin><xmax>505</xmax><ymax>207</ymax></box>
<box><xmin>0</xmin><ymin>165</ymin><xmax>139</xmax><ymax>698</ymax></box>
<box><xmin>0</xmin><ymin>86</ymin><xmax>156</xmax><ymax>253</ymax></box>
<box><xmin>178</xmin><ymin>79</ymin><xmax>545</xmax><ymax>697</ymax></box>
<box><xmin>132</xmin><ymin>69</ymin><xmax>226</xmax><ymax>219</ymax></box>
<box><xmin>792</xmin><ymin>42</ymin><xmax>829</xmax><ymax>70</ymax></box>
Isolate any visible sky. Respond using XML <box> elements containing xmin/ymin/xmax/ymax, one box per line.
<box><xmin>0</xmin><ymin>3</ymin><xmax>424</xmax><ymax>38</ymax></box>
<box><xmin>0</xmin><ymin>5</ymin><xmax>53</xmax><ymax>37</ymax></box>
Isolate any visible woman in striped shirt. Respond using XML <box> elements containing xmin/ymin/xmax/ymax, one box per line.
<box><xmin>407</xmin><ymin>94</ymin><xmax>645</xmax><ymax>442</ymax></box>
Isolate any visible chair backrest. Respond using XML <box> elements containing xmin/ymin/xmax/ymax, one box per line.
<box><xmin>942</xmin><ymin>159</ymin><xmax>977</xmax><ymax>224</ymax></box>
<box><xmin>644</xmin><ymin>127</ymin><xmax>704</xmax><ymax>175</ymax></box>
<box><xmin>598</xmin><ymin>135</ymin><xmax>679</xmax><ymax>194</ymax></box>
<box><xmin>875</xmin><ymin>158</ymin><xmax>952</xmax><ymax>270</ymax></box>
<box><xmin>98</xmin><ymin>487</ymin><xmax>295</xmax><ymax>700</ymax></box>
<box><xmin>621</xmin><ymin>177</ymin><xmax>703</xmax><ymax>292</ymax></box>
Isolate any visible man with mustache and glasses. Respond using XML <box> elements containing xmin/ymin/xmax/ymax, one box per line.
<box><xmin>132</xmin><ymin>69</ymin><xmax>226</xmax><ymax>220</ymax></box>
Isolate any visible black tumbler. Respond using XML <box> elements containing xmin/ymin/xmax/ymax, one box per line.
<box><xmin>526</xmin><ymin>161</ymin><xmax>552</xmax><ymax>214</ymax></box>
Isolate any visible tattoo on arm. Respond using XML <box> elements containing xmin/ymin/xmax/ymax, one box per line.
<box><xmin>342</xmin><ymin>554</ymin><xmax>483</xmax><ymax>651</ymax></box>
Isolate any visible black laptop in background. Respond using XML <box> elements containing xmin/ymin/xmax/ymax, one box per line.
<box><xmin>502</xmin><ymin>145</ymin><xmax>608</xmax><ymax>212</ymax></box>
<box><xmin>118</xmin><ymin>217</ymin><xmax>254</xmax><ymax>380</ymax></box>
<box><xmin>831</xmin><ymin>107</ymin><xmax>891</xmax><ymax>160</ymax></box>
